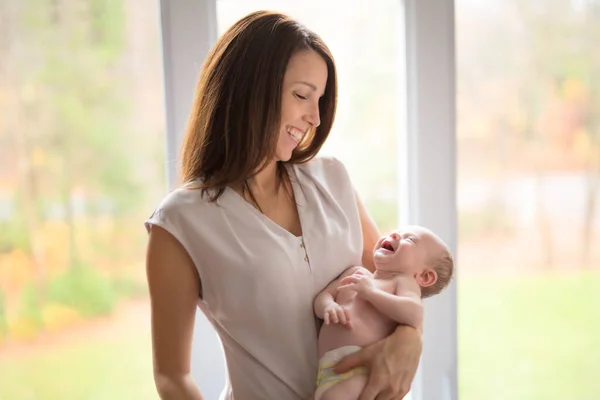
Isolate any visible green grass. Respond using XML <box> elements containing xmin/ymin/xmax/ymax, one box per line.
<box><xmin>0</xmin><ymin>329</ymin><xmax>158</xmax><ymax>400</ymax></box>
<box><xmin>0</xmin><ymin>274</ymin><xmax>598</xmax><ymax>399</ymax></box>
<box><xmin>459</xmin><ymin>272</ymin><xmax>600</xmax><ymax>400</ymax></box>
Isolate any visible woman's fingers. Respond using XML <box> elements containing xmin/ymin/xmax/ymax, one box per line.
<box><xmin>333</xmin><ymin>347</ymin><xmax>366</xmax><ymax>374</ymax></box>
<box><xmin>358</xmin><ymin>373</ymin><xmax>385</xmax><ymax>400</ymax></box>
<box><xmin>374</xmin><ymin>388</ymin><xmax>404</xmax><ymax>400</ymax></box>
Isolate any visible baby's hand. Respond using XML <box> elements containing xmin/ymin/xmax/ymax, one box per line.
<box><xmin>338</xmin><ymin>273</ymin><xmax>375</xmax><ymax>296</ymax></box>
<box><xmin>323</xmin><ymin>302</ymin><xmax>350</xmax><ymax>327</ymax></box>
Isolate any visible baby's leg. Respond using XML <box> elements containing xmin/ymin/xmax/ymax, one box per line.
<box><xmin>319</xmin><ymin>374</ymin><xmax>368</xmax><ymax>400</ymax></box>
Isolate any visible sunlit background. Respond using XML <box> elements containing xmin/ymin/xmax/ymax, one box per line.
<box><xmin>0</xmin><ymin>1</ymin><xmax>598</xmax><ymax>399</ymax></box>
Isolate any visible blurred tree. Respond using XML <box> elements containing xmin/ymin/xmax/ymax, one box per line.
<box><xmin>16</xmin><ymin>0</ymin><xmax>141</xmax><ymax>272</ymax></box>
<box><xmin>514</xmin><ymin>0</ymin><xmax>574</xmax><ymax>269</ymax></box>
<box><xmin>0</xmin><ymin>0</ymin><xmax>145</xmax><ymax>320</ymax></box>
<box><xmin>514</xmin><ymin>0</ymin><xmax>600</xmax><ymax>268</ymax></box>
<box><xmin>457</xmin><ymin>0</ymin><xmax>599</xmax><ymax>269</ymax></box>
<box><xmin>578</xmin><ymin>1</ymin><xmax>600</xmax><ymax>265</ymax></box>
<box><xmin>0</xmin><ymin>2</ymin><xmax>49</xmax><ymax>306</ymax></box>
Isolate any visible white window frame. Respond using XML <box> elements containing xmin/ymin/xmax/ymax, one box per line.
<box><xmin>159</xmin><ymin>1</ymin><xmax>456</xmax><ymax>399</ymax></box>
<box><xmin>401</xmin><ymin>1</ymin><xmax>457</xmax><ymax>399</ymax></box>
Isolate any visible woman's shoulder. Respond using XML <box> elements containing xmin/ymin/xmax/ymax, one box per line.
<box><xmin>294</xmin><ymin>155</ymin><xmax>350</xmax><ymax>179</ymax></box>
<box><xmin>294</xmin><ymin>155</ymin><xmax>353</xmax><ymax>189</ymax></box>
<box><xmin>146</xmin><ymin>185</ymin><xmax>220</xmax><ymax>227</ymax></box>
<box><xmin>154</xmin><ymin>185</ymin><xmax>208</xmax><ymax>211</ymax></box>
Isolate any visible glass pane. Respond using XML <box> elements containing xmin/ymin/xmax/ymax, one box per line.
<box><xmin>217</xmin><ymin>0</ymin><xmax>404</xmax><ymax>233</ymax></box>
<box><xmin>457</xmin><ymin>1</ymin><xmax>600</xmax><ymax>399</ymax></box>
<box><xmin>0</xmin><ymin>2</ymin><xmax>165</xmax><ymax>398</ymax></box>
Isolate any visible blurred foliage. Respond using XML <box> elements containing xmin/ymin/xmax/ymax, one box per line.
<box><xmin>46</xmin><ymin>266</ymin><xmax>116</xmax><ymax>319</ymax></box>
<box><xmin>459</xmin><ymin>204</ymin><xmax>516</xmax><ymax>240</ymax></box>
<box><xmin>0</xmin><ymin>220</ymin><xmax>30</xmax><ymax>254</ymax></box>
<box><xmin>0</xmin><ymin>0</ymin><xmax>164</xmax><ymax>342</ymax></box>
<box><xmin>111</xmin><ymin>276</ymin><xmax>148</xmax><ymax>299</ymax></box>
<box><xmin>0</xmin><ymin>289</ymin><xmax>8</xmax><ymax>341</ymax></box>
<box><xmin>15</xmin><ymin>284</ymin><xmax>44</xmax><ymax>338</ymax></box>
<box><xmin>456</xmin><ymin>0</ymin><xmax>600</xmax><ymax>268</ymax></box>
<box><xmin>457</xmin><ymin>0</ymin><xmax>600</xmax><ymax>175</ymax></box>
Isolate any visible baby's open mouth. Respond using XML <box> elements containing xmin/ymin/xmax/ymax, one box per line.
<box><xmin>382</xmin><ymin>240</ymin><xmax>394</xmax><ymax>252</ymax></box>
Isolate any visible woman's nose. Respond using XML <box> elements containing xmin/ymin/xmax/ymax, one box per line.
<box><xmin>304</xmin><ymin>104</ymin><xmax>320</xmax><ymax>128</ymax></box>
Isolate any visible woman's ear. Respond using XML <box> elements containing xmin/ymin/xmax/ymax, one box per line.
<box><xmin>418</xmin><ymin>269</ymin><xmax>438</xmax><ymax>287</ymax></box>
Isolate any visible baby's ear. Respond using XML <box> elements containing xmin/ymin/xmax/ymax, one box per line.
<box><xmin>418</xmin><ymin>269</ymin><xmax>438</xmax><ymax>287</ymax></box>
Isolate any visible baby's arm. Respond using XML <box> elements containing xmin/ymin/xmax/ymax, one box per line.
<box><xmin>314</xmin><ymin>266</ymin><xmax>365</xmax><ymax>324</ymax></box>
<box><xmin>364</xmin><ymin>290</ymin><xmax>423</xmax><ymax>330</ymax></box>
<box><xmin>338</xmin><ymin>274</ymin><xmax>423</xmax><ymax>330</ymax></box>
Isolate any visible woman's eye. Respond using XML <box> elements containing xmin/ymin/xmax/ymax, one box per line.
<box><xmin>294</xmin><ymin>93</ymin><xmax>307</xmax><ymax>100</ymax></box>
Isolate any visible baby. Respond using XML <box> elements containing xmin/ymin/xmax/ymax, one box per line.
<box><xmin>312</xmin><ymin>225</ymin><xmax>454</xmax><ymax>400</ymax></box>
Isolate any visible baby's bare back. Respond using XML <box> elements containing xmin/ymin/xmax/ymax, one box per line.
<box><xmin>317</xmin><ymin>277</ymin><xmax>397</xmax><ymax>358</ymax></box>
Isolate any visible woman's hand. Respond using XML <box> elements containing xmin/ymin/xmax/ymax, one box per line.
<box><xmin>333</xmin><ymin>325</ymin><xmax>422</xmax><ymax>400</ymax></box>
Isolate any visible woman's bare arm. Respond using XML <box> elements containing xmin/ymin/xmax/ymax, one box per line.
<box><xmin>354</xmin><ymin>189</ymin><xmax>381</xmax><ymax>272</ymax></box>
<box><xmin>146</xmin><ymin>225</ymin><xmax>204</xmax><ymax>400</ymax></box>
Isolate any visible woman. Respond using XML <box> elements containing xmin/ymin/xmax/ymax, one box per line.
<box><xmin>145</xmin><ymin>10</ymin><xmax>421</xmax><ymax>400</ymax></box>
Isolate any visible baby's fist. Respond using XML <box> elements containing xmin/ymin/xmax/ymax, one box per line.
<box><xmin>323</xmin><ymin>303</ymin><xmax>350</xmax><ymax>326</ymax></box>
<box><xmin>338</xmin><ymin>274</ymin><xmax>375</xmax><ymax>296</ymax></box>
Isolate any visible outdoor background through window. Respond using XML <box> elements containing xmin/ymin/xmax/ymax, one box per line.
<box><xmin>457</xmin><ymin>1</ymin><xmax>600</xmax><ymax>399</ymax></box>
<box><xmin>0</xmin><ymin>2</ymin><xmax>164</xmax><ymax>398</ymax></box>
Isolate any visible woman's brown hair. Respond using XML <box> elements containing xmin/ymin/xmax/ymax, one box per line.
<box><xmin>179</xmin><ymin>10</ymin><xmax>338</xmax><ymax>201</ymax></box>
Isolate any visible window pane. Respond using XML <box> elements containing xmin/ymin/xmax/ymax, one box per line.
<box><xmin>457</xmin><ymin>1</ymin><xmax>600</xmax><ymax>399</ymax></box>
<box><xmin>217</xmin><ymin>0</ymin><xmax>404</xmax><ymax>233</ymax></box>
<box><xmin>0</xmin><ymin>2</ymin><xmax>164</xmax><ymax>398</ymax></box>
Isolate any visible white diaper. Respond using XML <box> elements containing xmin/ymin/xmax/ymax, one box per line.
<box><xmin>314</xmin><ymin>345</ymin><xmax>367</xmax><ymax>400</ymax></box>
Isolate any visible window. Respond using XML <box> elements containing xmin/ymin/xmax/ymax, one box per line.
<box><xmin>456</xmin><ymin>1</ymin><xmax>600</xmax><ymax>398</ymax></box>
<box><xmin>0</xmin><ymin>2</ymin><xmax>164</xmax><ymax>398</ymax></box>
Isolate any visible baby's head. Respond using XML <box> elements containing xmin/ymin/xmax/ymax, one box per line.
<box><xmin>373</xmin><ymin>226</ymin><xmax>454</xmax><ymax>298</ymax></box>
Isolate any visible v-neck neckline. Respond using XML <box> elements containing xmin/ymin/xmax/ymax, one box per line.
<box><xmin>225</xmin><ymin>163</ymin><xmax>306</xmax><ymax>239</ymax></box>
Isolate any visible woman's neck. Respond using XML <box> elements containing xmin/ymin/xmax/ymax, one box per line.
<box><xmin>247</xmin><ymin>161</ymin><xmax>281</xmax><ymax>195</ymax></box>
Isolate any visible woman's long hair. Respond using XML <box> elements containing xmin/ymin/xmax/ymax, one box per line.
<box><xmin>179</xmin><ymin>10</ymin><xmax>338</xmax><ymax>201</ymax></box>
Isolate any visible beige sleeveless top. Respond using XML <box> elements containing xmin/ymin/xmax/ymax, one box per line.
<box><xmin>145</xmin><ymin>156</ymin><xmax>363</xmax><ymax>400</ymax></box>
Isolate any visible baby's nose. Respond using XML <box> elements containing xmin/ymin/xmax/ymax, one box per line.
<box><xmin>390</xmin><ymin>233</ymin><xmax>400</xmax><ymax>240</ymax></box>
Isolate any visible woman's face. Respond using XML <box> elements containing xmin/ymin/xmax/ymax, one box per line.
<box><xmin>275</xmin><ymin>50</ymin><xmax>328</xmax><ymax>162</ymax></box>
